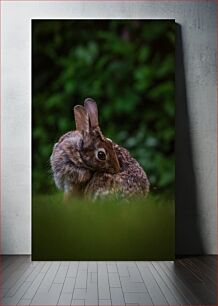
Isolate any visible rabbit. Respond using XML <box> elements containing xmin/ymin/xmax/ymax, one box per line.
<box><xmin>50</xmin><ymin>97</ymin><xmax>149</xmax><ymax>200</ymax></box>
<box><xmin>50</xmin><ymin>98</ymin><xmax>120</xmax><ymax>199</ymax></box>
<box><xmin>80</xmin><ymin>99</ymin><xmax>150</xmax><ymax>200</ymax></box>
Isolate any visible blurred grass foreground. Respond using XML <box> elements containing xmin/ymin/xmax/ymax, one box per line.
<box><xmin>32</xmin><ymin>194</ymin><xmax>175</xmax><ymax>260</ymax></box>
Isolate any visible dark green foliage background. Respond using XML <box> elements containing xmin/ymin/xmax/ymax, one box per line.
<box><xmin>32</xmin><ymin>20</ymin><xmax>175</xmax><ymax>194</ymax></box>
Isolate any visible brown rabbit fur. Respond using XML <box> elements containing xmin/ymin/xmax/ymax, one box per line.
<box><xmin>50</xmin><ymin>98</ymin><xmax>149</xmax><ymax>200</ymax></box>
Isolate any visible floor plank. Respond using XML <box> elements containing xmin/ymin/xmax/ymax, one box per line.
<box><xmin>152</xmin><ymin>261</ymin><xmax>192</xmax><ymax>304</ymax></box>
<box><xmin>57</xmin><ymin>292</ymin><xmax>72</xmax><ymax>305</ymax></box>
<box><xmin>185</xmin><ymin>256</ymin><xmax>217</xmax><ymax>286</ymax></box>
<box><xmin>2</xmin><ymin>260</ymin><xmax>36</xmax><ymax>294</ymax></box>
<box><xmin>199</xmin><ymin>256</ymin><xmax>217</xmax><ymax>275</ymax></box>
<box><xmin>35</xmin><ymin>262</ymin><xmax>60</xmax><ymax>293</ymax></box>
<box><xmin>2</xmin><ymin>281</ymin><xmax>32</xmax><ymax>305</ymax></box>
<box><xmin>31</xmin><ymin>283</ymin><xmax>63</xmax><ymax>305</ymax></box>
<box><xmin>98</xmin><ymin>262</ymin><xmax>111</xmax><ymax>300</ymax></box>
<box><xmin>110</xmin><ymin>287</ymin><xmax>125</xmax><ymax>305</ymax></box>
<box><xmin>160</xmin><ymin>260</ymin><xmax>203</xmax><ymax>304</ymax></box>
<box><xmin>147</xmin><ymin>262</ymin><xmax>180</xmax><ymax>305</ymax></box>
<box><xmin>4</xmin><ymin>261</ymin><xmax>45</xmax><ymax>298</ymax></box>
<box><xmin>1</xmin><ymin>257</ymin><xmax>28</xmax><ymax>286</ymax></box>
<box><xmin>0</xmin><ymin>256</ymin><xmax>217</xmax><ymax>305</ymax></box>
<box><xmin>137</xmin><ymin>263</ymin><xmax>168</xmax><ymax>305</ymax></box>
<box><xmin>175</xmin><ymin>258</ymin><xmax>217</xmax><ymax>304</ymax></box>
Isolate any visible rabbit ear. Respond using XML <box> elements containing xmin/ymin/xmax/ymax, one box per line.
<box><xmin>74</xmin><ymin>105</ymin><xmax>89</xmax><ymax>133</ymax></box>
<box><xmin>84</xmin><ymin>98</ymin><xmax>99</xmax><ymax>129</ymax></box>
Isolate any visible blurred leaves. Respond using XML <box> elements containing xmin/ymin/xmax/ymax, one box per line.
<box><xmin>32</xmin><ymin>20</ymin><xmax>175</xmax><ymax>194</ymax></box>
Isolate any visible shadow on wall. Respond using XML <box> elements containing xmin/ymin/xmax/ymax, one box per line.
<box><xmin>175</xmin><ymin>24</ymin><xmax>205</xmax><ymax>256</ymax></box>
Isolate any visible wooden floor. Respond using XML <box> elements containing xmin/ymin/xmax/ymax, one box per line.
<box><xmin>0</xmin><ymin>256</ymin><xmax>217</xmax><ymax>305</ymax></box>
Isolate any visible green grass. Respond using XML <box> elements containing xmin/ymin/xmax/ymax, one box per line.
<box><xmin>32</xmin><ymin>193</ymin><xmax>175</xmax><ymax>260</ymax></box>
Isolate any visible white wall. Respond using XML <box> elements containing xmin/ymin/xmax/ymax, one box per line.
<box><xmin>1</xmin><ymin>1</ymin><xmax>217</xmax><ymax>254</ymax></box>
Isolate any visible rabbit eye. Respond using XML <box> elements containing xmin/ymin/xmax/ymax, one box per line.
<box><xmin>96</xmin><ymin>149</ymin><xmax>106</xmax><ymax>161</ymax></box>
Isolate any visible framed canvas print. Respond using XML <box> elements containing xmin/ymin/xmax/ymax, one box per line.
<box><xmin>32</xmin><ymin>19</ymin><xmax>175</xmax><ymax>260</ymax></box>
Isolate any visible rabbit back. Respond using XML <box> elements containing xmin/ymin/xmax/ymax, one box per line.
<box><xmin>50</xmin><ymin>130</ymin><xmax>92</xmax><ymax>193</ymax></box>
